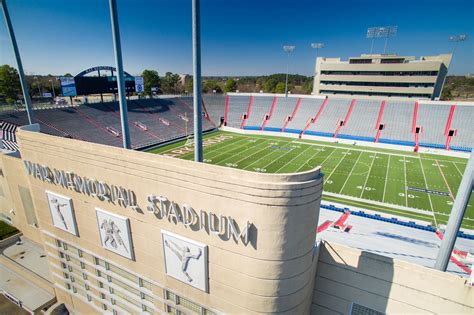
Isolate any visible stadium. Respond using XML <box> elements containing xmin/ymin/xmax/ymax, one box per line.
<box><xmin>0</xmin><ymin>0</ymin><xmax>473</xmax><ymax>314</ymax></box>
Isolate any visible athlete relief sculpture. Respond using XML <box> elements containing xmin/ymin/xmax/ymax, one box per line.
<box><xmin>25</xmin><ymin>161</ymin><xmax>253</xmax><ymax>245</ymax></box>
<box><xmin>96</xmin><ymin>208</ymin><xmax>134</xmax><ymax>259</ymax></box>
<box><xmin>46</xmin><ymin>191</ymin><xmax>79</xmax><ymax>236</ymax></box>
<box><xmin>162</xmin><ymin>231</ymin><xmax>208</xmax><ymax>292</ymax></box>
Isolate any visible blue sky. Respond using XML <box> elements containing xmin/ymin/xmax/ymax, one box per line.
<box><xmin>1</xmin><ymin>0</ymin><xmax>473</xmax><ymax>76</ymax></box>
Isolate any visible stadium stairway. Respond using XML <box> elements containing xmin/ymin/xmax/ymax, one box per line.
<box><xmin>240</xmin><ymin>96</ymin><xmax>254</xmax><ymax>129</ymax></box>
<box><xmin>300</xmin><ymin>97</ymin><xmax>329</xmax><ymax>137</ymax></box>
<box><xmin>281</xmin><ymin>98</ymin><xmax>301</xmax><ymax>132</ymax></box>
<box><xmin>333</xmin><ymin>99</ymin><xmax>356</xmax><ymax>138</ymax></box>
<box><xmin>374</xmin><ymin>101</ymin><xmax>386</xmax><ymax>143</ymax></box>
<box><xmin>260</xmin><ymin>96</ymin><xmax>278</xmax><ymax>130</ymax></box>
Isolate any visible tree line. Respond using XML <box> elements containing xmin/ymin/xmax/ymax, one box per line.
<box><xmin>0</xmin><ymin>64</ymin><xmax>314</xmax><ymax>105</ymax></box>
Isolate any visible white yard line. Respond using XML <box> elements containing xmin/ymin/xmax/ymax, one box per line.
<box><xmin>296</xmin><ymin>147</ymin><xmax>335</xmax><ymax>172</ymax></box>
<box><xmin>435</xmin><ymin>160</ymin><xmax>455</xmax><ymax>201</ymax></box>
<box><xmin>203</xmin><ymin>137</ymin><xmax>257</xmax><ymax>160</ymax></box>
<box><xmin>452</xmin><ymin>161</ymin><xmax>464</xmax><ymax>176</ymax></box>
<box><xmin>243</xmin><ymin>142</ymin><xmax>295</xmax><ymax>170</ymax></box>
<box><xmin>275</xmin><ymin>145</ymin><xmax>313</xmax><ymax>173</ymax></box>
<box><xmin>382</xmin><ymin>155</ymin><xmax>391</xmax><ymax>203</ymax></box>
<box><xmin>293</xmin><ymin>140</ymin><xmax>467</xmax><ymax>164</ymax></box>
<box><xmin>261</xmin><ymin>145</ymin><xmax>298</xmax><ymax>169</ymax></box>
<box><xmin>359</xmin><ymin>153</ymin><xmax>377</xmax><ymax>198</ymax></box>
<box><xmin>216</xmin><ymin>139</ymin><xmax>272</xmax><ymax>165</ymax></box>
<box><xmin>418</xmin><ymin>158</ymin><xmax>437</xmax><ymax>226</ymax></box>
<box><xmin>338</xmin><ymin>151</ymin><xmax>363</xmax><ymax>194</ymax></box>
<box><xmin>403</xmin><ymin>156</ymin><xmax>408</xmax><ymax>207</ymax></box>
<box><xmin>324</xmin><ymin>149</ymin><xmax>351</xmax><ymax>184</ymax></box>
<box><xmin>159</xmin><ymin>133</ymin><xmax>228</xmax><ymax>155</ymax></box>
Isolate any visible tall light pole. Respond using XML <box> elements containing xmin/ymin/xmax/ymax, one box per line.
<box><xmin>311</xmin><ymin>42</ymin><xmax>324</xmax><ymax>74</ymax></box>
<box><xmin>108</xmin><ymin>0</ymin><xmax>131</xmax><ymax>149</ymax></box>
<box><xmin>49</xmin><ymin>79</ymin><xmax>55</xmax><ymax>99</ymax></box>
<box><xmin>192</xmin><ymin>0</ymin><xmax>203</xmax><ymax>162</ymax></box>
<box><xmin>34</xmin><ymin>76</ymin><xmax>41</xmax><ymax>96</ymax></box>
<box><xmin>439</xmin><ymin>34</ymin><xmax>468</xmax><ymax>100</ymax></box>
<box><xmin>283</xmin><ymin>45</ymin><xmax>295</xmax><ymax>97</ymax></box>
<box><xmin>1</xmin><ymin>0</ymin><xmax>34</xmax><ymax>124</ymax></box>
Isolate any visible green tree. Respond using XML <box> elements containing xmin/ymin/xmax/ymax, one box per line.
<box><xmin>162</xmin><ymin>72</ymin><xmax>181</xmax><ymax>94</ymax></box>
<box><xmin>224</xmin><ymin>79</ymin><xmax>237</xmax><ymax>93</ymax></box>
<box><xmin>142</xmin><ymin>69</ymin><xmax>160</xmax><ymax>95</ymax></box>
<box><xmin>202</xmin><ymin>80</ymin><xmax>218</xmax><ymax>93</ymax></box>
<box><xmin>0</xmin><ymin>65</ymin><xmax>21</xmax><ymax>102</ymax></box>
<box><xmin>63</xmin><ymin>73</ymin><xmax>73</xmax><ymax>77</ymax></box>
<box><xmin>263</xmin><ymin>78</ymin><xmax>277</xmax><ymax>92</ymax></box>
<box><xmin>186</xmin><ymin>76</ymin><xmax>193</xmax><ymax>93</ymax></box>
<box><xmin>274</xmin><ymin>82</ymin><xmax>286</xmax><ymax>93</ymax></box>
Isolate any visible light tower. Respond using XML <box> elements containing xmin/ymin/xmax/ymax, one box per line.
<box><xmin>283</xmin><ymin>45</ymin><xmax>295</xmax><ymax>97</ymax></box>
<box><xmin>439</xmin><ymin>34</ymin><xmax>468</xmax><ymax>99</ymax></box>
<box><xmin>311</xmin><ymin>43</ymin><xmax>324</xmax><ymax>77</ymax></box>
<box><xmin>366</xmin><ymin>26</ymin><xmax>397</xmax><ymax>54</ymax></box>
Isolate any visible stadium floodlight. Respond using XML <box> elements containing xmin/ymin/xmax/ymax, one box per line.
<box><xmin>283</xmin><ymin>45</ymin><xmax>296</xmax><ymax>97</ymax></box>
<box><xmin>311</xmin><ymin>43</ymin><xmax>325</xmax><ymax>76</ymax></box>
<box><xmin>439</xmin><ymin>34</ymin><xmax>468</xmax><ymax>99</ymax></box>
<box><xmin>49</xmin><ymin>79</ymin><xmax>56</xmax><ymax>99</ymax></box>
<box><xmin>366</xmin><ymin>25</ymin><xmax>398</xmax><ymax>54</ymax></box>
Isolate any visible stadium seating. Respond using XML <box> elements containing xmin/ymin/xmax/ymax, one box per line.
<box><xmin>339</xmin><ymin>99</ymin><xmax>381</xmax><ymax>141</ymax></box>
<box><xmin>306</xmin><ymin>97</ymin><xmax>352</xmax><ymax>135</ymax></box>
<box><xmin>244</xmin><ymin>96</ymin><xmax>274</xmax><ymax>128</ymax></box>
<box><xmin>377</xmin><ymin>100</ymin><xmax>416</xmax><ymax>145</ymax></box>
<box><xmin>265</xmin><ymin>96</ymin><xmax>299</xmax><ymax>131</ymax></box>
<box><xmin>0</xmin><ymin>97</ymin><xmax>217</xmax><ymax>151</ymax></box>
<box><xmin>224</xmin><ymin>95</ymin><xmax>473</xmax><ymax>152</ymax></box>
<box><xmin>416</xmin><ymin>103</ymin><xmax>452</xmax><ymax>148</ymax></box>
<box><xmin>1</xmin><ymin>94</ymin><xmax>472</xmax><ymax>153</ymax></box>
<box><xmin>284</xmin><ymin>97</ymin><xmax>326</xmax><ymax>132</ymax></box>
<box><xmin>449</xmin><ymin>105</ymin><xmax>474</xmax><ymax>150</ymax></box>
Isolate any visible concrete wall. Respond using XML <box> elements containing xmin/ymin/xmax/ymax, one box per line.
<box><xmin>0</xmin><ymin>153</ymin><xmax>43</xmax><ymax>241</ymax></box>
<box><xmin>313</xmin><ymin>55</ymin><xmax>451</xmax><ymax>99</ymax></box>
<box><xmin>312</xmin><ymin>242</ymin><xmax>473</xmax><ymax>314</ymax></box>
<box><xmin>11</xmin><ymin>126</ymin><xmax>324</xmax><ymax>314</ymax></box>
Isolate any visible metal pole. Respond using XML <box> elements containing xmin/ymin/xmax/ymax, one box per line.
<box><xmin>192</xmin><ymin>0</ymin><xmax>203</xmax><ymax>162</ymax></box>
<box><xmin>285</xmin><ymin>51</ymin><xmax>290</xmax><ymax>97</ymax></box>
<box><xmin>370</xmin><ymin>38</ymin><xmax>374</xmax><ymax>54</ymax></box>
<box><xmin>1</xmin><ymin>0</ymin><xmax>34</xmax><ymax>123</ymax></box>
<box><xmin>383</xmin><ymin>36</ymin><xmax>388</xmax><ymax>54</ymax></box>
<box><xmin>108</xmin><ymin>0</ymin><xmax>131</xmax><ymax>149</ymax></box>
<box><xmin>434</xmin><ymin>154</ymin><xmax>474</xmax><ymax>271</ymax></box>
<box><xmin>50</xmin><ymin>80</ymin><xmax>56</xmax><ymax>99</ymax></box>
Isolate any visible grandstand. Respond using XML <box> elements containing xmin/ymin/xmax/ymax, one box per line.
<box><xmin>0</xmin><ymin>97</ymin><xmax>217</xmax><ymax>150</ymax></box>
<box><xmin>1</xmin><ymin>94</ymin><xmax>473</xmax><ymax>153</ymax></box>
<box><xmin>221</xmin><ymin>94</ymin><xmax>474</xmax><ymax>152</ymax></box>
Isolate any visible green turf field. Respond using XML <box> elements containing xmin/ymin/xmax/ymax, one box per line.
<box><xmin>148</xmin><ymin>131</ymin><xmax>473</xmax><ymax>230</ymax></box>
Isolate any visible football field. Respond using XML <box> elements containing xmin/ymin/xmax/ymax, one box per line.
<box><xmin>149</xmin><ymin>131</ymin><xmax>473</xmax><ymax>230</ymax></box>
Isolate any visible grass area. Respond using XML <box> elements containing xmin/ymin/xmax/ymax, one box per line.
<box><xmin>148</xmin><ymin>131</ymin><xmax>473</xmax><ymax>230</ymax></box>
<box><xmin>0</xmin><ymin>221</ymin><xmax>19</xmax><ymax>240</ymax></box>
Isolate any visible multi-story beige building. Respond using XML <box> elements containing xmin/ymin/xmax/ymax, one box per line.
<box><xmin>313</xmin><ymin>54</ymin><xmax>452</xmax><ymax>100</ymax></box>
<box><xmin>0</xmin><ymin>125</ymin><xmax>472</xmax><ymax>314</ymax></box>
